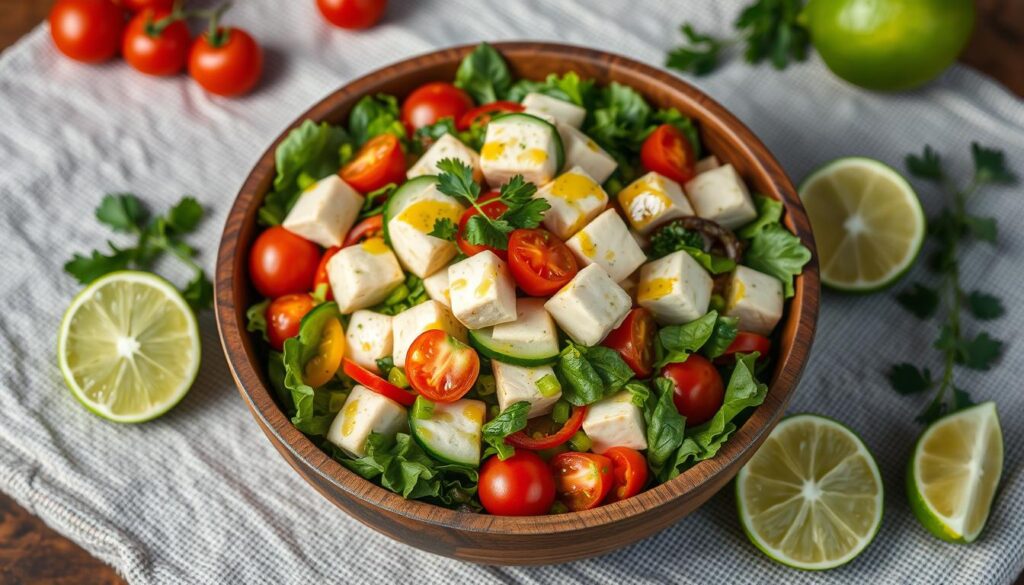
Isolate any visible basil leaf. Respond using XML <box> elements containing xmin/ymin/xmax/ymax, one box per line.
<box><xmin>454</xmin><ymin>42</ymin><xmax>512</xmax><ymax>104</ymax></box>
<box><xmin>556</xmin><ymin>344</ymin><xmax>605</xmax><ymax>406</ymax></box>
<box><xmin>481</xmin><ymin>401</ymin><xmax>530</xmax><ymax>460</ymax></box>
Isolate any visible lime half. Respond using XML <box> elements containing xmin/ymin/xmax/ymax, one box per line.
<box><xmin>737</xmin><ymin>414</ymin><xmax>883</xmax><ymax>570</ymax></box>
<box><xmin>800</xmin><ymin>157</ymin><xmax>925</xmax><ymax>292</ymax></box>
<box><xmin>58</xmin><ymin>271</ymin><xmax>200</xmax><ymax>423</ymax></box>
<box><xmin>908</xmin><ymin>402</ymin><xmax>1003</xmax><ymax>543</ymax></box>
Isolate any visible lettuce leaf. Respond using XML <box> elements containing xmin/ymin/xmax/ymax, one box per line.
<box><xmin>454</xmin><ymin>43</ymin><xmax>512</xmax><ymax>104</ymax></box>
<box><xmin>348</xmin><ymin>94</ymin><xmax>406</xmax><ymax>148</ymax></box>
<box><xmin>744</xmin><ymin>223</ymin><xmax>812</xmax><ymax>298</ymax></box>
<box><xmin>246</xmin><ymin>299</ymin><xmax>270</xmax><ymax>342</ymax></box>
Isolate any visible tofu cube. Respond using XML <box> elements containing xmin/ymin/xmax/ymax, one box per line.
<box><xmin>422</xmin><ymin>266</ymin><xmax>452</xmax><ymax>308</ymax></box>
<box><xmin>448</xmin><ymin>251</ymin><xmax>517</xmax><ymax>329</ymax></box>
<box><xmin>557</xmin><ymin>123</ymin><xmax>617</xmax><ymax>184</ymax></box>
<box><xmin>489</xmin><ymin>298</ymin><xmax>559</xmax><ymax>359</ymax></box>
<box><xmin>582</xmin><ymin>391</ymin><xmax>648</xmax><ymax>453</ymax></box>
<box><xmin>493</xmin><ymin>361</ymin><xmax>561</xmax><ymax>419</ymax></box>
<box><xmin>480</xmin><ymin>114</ymin><xmax>560</xmax><ymax>187</ymax></box>
<box><xmin>724</xmin><ymin>265</ymin><xmax>784</xmax><ymax>336</ymax></box>
<box><xmin>327</xmin><ymin>385</ymin><xmax>408</xmax><ymax>458</ymax></box>
<box><xmin>534</xmin><ymin>166</ymin><xmax>609</xmax><ymax>240</ymax></box>
<box><xmin>282</xmin><ymin>175</ymin><xmax>363</xmax><ymax>248</ymax></box>
<box><xmin>387</xmin><ymin>181</ymin><xmax>465</xmax><ymax>278</ymax></box>
<box><xmin>695</xmin><ymin>155</ymin><xmax>720</xmax><ymax>174</ymax></box>
<box><xmin>522</xmin><ymin>92</ymin><xmax>587</xmax><ymax>128</ymax></box>
<box><xmin>684</xmin><ymin>164</ymin><xmax>757</xmax><ymax>229</ymax></box>
<box><xmin>566</xmin><ymin>208</ymin><xmax>647</xmax><ymax>282</ymax></box>
<box><xmin>637</xmin><ymin>250</ymin><xmax>713</xmax><ymax>325</ymax></box>
<box><xmin>326</xmin><ymin>238</ymin><xmax>404</xmax><ymax>313</ymax></box>
<box><xmin>407</xmin><ymin>134</ymin><xmax>482</xmax><ymax>182</ymax></box>
<box><xmin>544</xmin><ymin>264</ymin><xmax>632</xmax><ymax>346</ymax></box>
<box><xmin>616</xmin><ymin>171</ymin><xmax>695</xmax><ymax>235</ymax></box>
<box><xmin>344</xmin><ymin>311</ymin><xmax>393</xmax><ymax>373</ymax></box>
<box><xmin>391</xmin><ymin>300</ymin><xmax>467</xmax><ymax>366</ymax></box>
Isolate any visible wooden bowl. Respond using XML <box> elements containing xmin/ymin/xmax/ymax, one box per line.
<box><xmin>215</xmin><ymin>42</ymin><xmax>819</xmax><ymax>565</ymax></box>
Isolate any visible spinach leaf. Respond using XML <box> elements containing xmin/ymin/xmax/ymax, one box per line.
<box><xmin>702</xmin><ymin>314</ymin><xmax>739</xmax><ymax>359</ymax></box>
<box><xmin>744</xmin><ymin>223</ymin><xmax>811</xmax><ymax>298</ymax></box>
<box><xmin>645</xmin><ymin>378</ymin><xmax>686</xmax><ymax>475</ymax></box>
<box><xmin>259</xmin><ymin>120</ymin><xmax>350</xmax><ymax>226</ymax></box>
<box><xmin>656</xmin><ymin>311</ymin><xmax>718</xmax><ymax>367</ymax></box>
<box><xmin>556</xmin><ymin>342</ymin><xmax>635</xmax><ymax>406</ymax></box>
<box><xmin>481</xmin><ymin>401</ymin><xmax>530</xmax><ymax>460</ymax></box>
<box><xmin>454</xmin><ymin>42</ymin><xmax>512</xmax><ymax>104</ymax></box>
<box><xmin>349</xmin><ymin>94</ymin><xmax>406</xmax><ymax>148</ymax></box>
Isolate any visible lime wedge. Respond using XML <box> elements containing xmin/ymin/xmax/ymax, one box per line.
<box><xmin>58</xmin><ymin>271</ymin><xmax>200</xmax><ymax>423</ymax></box>
<box><xmin>736</xmin><ymin>414</ymin><xmax>883</xmax><ymax>570</ymax></box>
<box><xmin>908</xmin><ymin>402</ymin><xmax>1003</xmax><ymax>543</ymax></box>
<box><xmin>800</xmin><ymin>157</ymin><xmax>925</xmax><ymax>291</ymax></box>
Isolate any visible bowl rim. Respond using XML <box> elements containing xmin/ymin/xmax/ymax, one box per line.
<box><xmin>215</xmin><ymin>41</ymin><xmax>820</xmax><ymax>535</ymax></box>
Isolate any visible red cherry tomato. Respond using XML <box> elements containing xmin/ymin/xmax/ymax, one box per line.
<box><xmin>602</xmin><ymin>308</ymin><xmax>657</xmax><ymax>378</ymax></box>
<box><xmin>715</xmin><ymin>332</ymin><xmax>772</xmax><ymax>364</ymax></box>
<box><xmin>478</xmin><ymin>450</ymin><xmax>556</xmax><ymax>516</ymax></box>
<box><xmin>340</xmin><ymin>134</ymin><xmax>407</xmax><ymax>194</ymax></box>
<box><xmin>118</xmin><ymin>0</ymin><xmax>174</xmax><ymax>11</ymax></box>
<box><xmin>506</xmin><ymin>406</ymin><xmax>587</xmax><ymax>451</ymax></box>
<box><xmin>640</xmin><ymin>124</ymin><xmax>697</xmax><ymax>185</ymax></box>
<box><xmin>265</xmin><ymin>294</ymin><xmax>315</xmax><ymax>351</ymax></box>
<box><xmin>122</xmin><ymin>8</ymin><xmax>190</xmax><ymax>76</ymax></box>
<box><xmin>311</xmin><ymin>246</ymin><xmax>340</xmax><ymax>301</ymax></box>
<box><xmin>342</xmin><ymin>215</ymin><xmax>384</xmax><ymax>247</ymax></box>
<box><xmin>661</xmin><ymin>355</ymin><xmax>724</xmax><ymax>426</ymax></box>
<box><xmin>316</xmin><ymin>0</ymin><xmax>387</xmax><ymax>30</ymax></box>
<box><xmin>603</xmin><ymin>447</ymin><xmax>649</xmax><ymax>503</ymax></box>
<box><xmin>188</xmin><ymin>27</ymin><xmax>263</xmax><ymax>97</ymax></box>
<box><xmin>405</xmin><ymin>330</ymin><xmax>480</xmax><ymax>403</ymax></box>
<box><xmin>457</xmin><ymin>101</ymin><xmax>524</xmax><ymax>130</ymax></box>
<box><xmin>342</xmin><ymin>359</ymin><xmax>417</xmax><ymax>406</ymax></box>
<box><xmin>457</xmin><ymin>191</ymin><xmax>508</xmax><ymax>260</ymax></box>
<box><xmin>401</xmin><ymin>82</ymin><xmax>474</xmax><ymax>130</ymax></box>
<box><xmin>507</xmin><ymin>228</ymin><xmax>579</xmax><ymax>297</ymax></box>
<box><xmin>48</xmin><ymin>0</ymin><xmax>125</xmax><ymax>63</ymax></box>
<box><xmin>550</xmin><ymin>452</ymin><xmax>614</xmax><ymax>512</ymax></box>
<box><xmin>249</xmin><ymin>226</ymin><xmax>322</xmax><ymax>299</ymax></box>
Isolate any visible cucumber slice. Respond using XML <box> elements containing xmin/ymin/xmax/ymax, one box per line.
<box><xmin>381</xmin><ymin>175</ymin><xmax>440</xmax><ymax>245</ymax></box>
<box><xmin>468</xmin><ymin>298</ymin><xmax>560</xmax><ymax>366</ymax></box>
<box><xmin>469</xmin><ymin>327</ymin><xmax>559</xmax><ymax>367</ymax></box>
<box><xmin>490</xmin><ymin>112</ymin><xmax>565</xmax><ymax>172</ymax></box>
<box><xmin>409</xmin><ymin>399</ymin><xmax>486</xmax><ymax>467</ymax></box>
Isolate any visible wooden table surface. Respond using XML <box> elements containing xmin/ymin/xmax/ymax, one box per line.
<box><xmin>0</xmin><ymin>1</ymin><xmax>1021</xmax><ymax>583</ymax></box>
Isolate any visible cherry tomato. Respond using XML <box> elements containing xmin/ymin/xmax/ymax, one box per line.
<box><xmin>122</xmin><ymin>8</ymin><xmax>190</xmax><ymax>76</ymax></box>
<box><xmin>602</xmin><ymin>308</ymin><xmax>657</xmax><ymax>378</ymax></box>
<box><xmin>266</xmin><ymin>293</ymin><xmax>315</xmax><ymax>351</ymax></box>
<box><xmin>506</xmin><ymin>406</ymin><xmax>587</xmax><ymax>451</ymax></box>
<box><xmin>640</xmin><ymin>124</ymin><xmax>697</xmax><ymax>185</ymax></box>
<box><xmin>405</xmin><ymin>330</ymin><xmax>480</xmax><ymax>403</ymax></box>
<box><xmin>316</xmin><ymin>0</ymin><xmax>387</xmax><ymax>30</ymax></box>
<box><xmin>507</xmin><ymin>228</ymin><xmax>579</xmax><ymax>297</ymax></box>
<box><xmin>340</xmin><ymin>134</ymin><xmax>407</xmax><ymax>194</ymax></box>
<box><xmin>603</xmin><ymin>447</ymin><xmax>649</xmax><ymax>503</ymax></box>
<box><xmin>401</xmin><ymin>82</ymin><xmax>474</xmax><ymax>130</ymax></box>
<box><xmin>342</xmin><ymin>359</ymin><xmax>416</xmax><ymax>406</ymax></box>
<box><xmin>661</xmin><ymin>355</ymin><xmax>724</xmax><ymax>426</ymax></box>
<box><xmin>715</xmin><ymin>332</ymin><xmax>772</xmax><ymax>364</ymax></box>
<box><xmin>342</xmin><ymin>215</ymin><xmax>384</xmax><ymax>247</ymax></box>
<box><xmin>188</xmin><ymin>27</ymin><xmax>263</xmax><ymax>97</ymax></box>
<box><xmin>249</xmin><ymin>226</ymin><xmax>322</xmax><ymax>299</ymax></box>
<box><xmin>117</xmin><ymin>0</ymin><xmax>173</xmax><ymax>12</ymax></box>
<box><xmin>457</xmin><ymin>191</ymin><xmax>508</xmax><ymax>260</ymax></box>
<box><xmin>457</xmin><ymin>101</ymin><xmax>524</xmax><ymax>130</ymax></box>
<box><xmin>550</xmin><ymin>452</ymin><xmax>614</xmax><ymax>512</ymax></box>
<box><xmin>478</xmin><ymin>450</ymin><xmax>556</xmax><ymax>516</ymax></box>
<box><xmin>304</xmin><ymin>317</ymin><xmax>346</xmax><ymax>388</ymax></box>
<box><xmin>48</xmin><ymin>0</ymin><xmax>125</xmax><ymax>63</ymax></box>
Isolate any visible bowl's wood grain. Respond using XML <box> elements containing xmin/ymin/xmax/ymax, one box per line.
<box><xmin>215</xmin><ymin>42</ymin><xmax>819</xmax><ymax>565</ymax></box>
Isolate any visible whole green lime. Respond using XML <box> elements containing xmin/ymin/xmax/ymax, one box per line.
<box><xmin>801</xmin><ymin>0</ymin><xmax>975</xmax><ymax>91</ymax></box>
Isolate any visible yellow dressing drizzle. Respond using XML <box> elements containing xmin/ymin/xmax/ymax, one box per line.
<box><xmin>638</xmin><ymin>277</ymin><xmax>677</xmax><ymax>302</ymax></box>
<box><xmin>481</xmin><ymin>141</ymin><xmax>506</xmax><ymax>161</ymax></box>
<box><xmin>518</xmin><ymin>148</ymin><xmax>549</xmax><ymax>165</ymax></box>
<box><xmin>551</xmin><ymin>172</ymin><xmax>601</xmax><ymax>204</ymax></box>
<box><xmin>475</xmin><ymin>275</ymin><xmax>493</xmax><ymax>297</ymax></box>
<box><xmin>360</xmin><ymin>237</ymin><xmax>389</xmax><ymax>255</ymax></box>
<box><xmin>450</xmin><ymin>278</ymin><xmax>467</xmax><ymax>290</ymax></box>
<box><xmin>729</xmin><ymin>279</ymin><xmax>746</xmax><ymax>309</ymax></box>
<box><xmin>575</xmin><ymin>230</ymin><xmax>598</xmax><ymax>259</ymax></box>
<box><xmin>618</xmin><ymin>178</ymin><xmax>672</xmax><ymax>229</ymax></box>
<box><xmin>341</xmin><ymin>400</ymin><xmax>360</xmax><ymax>437</ymax></box>
<box><xmin>463</xmin><ymin>403</ymin><xmax>484</xmax><ymax>423</ymax></box>
<box><xmin>397</xmin><ymin>199</ymin><xmax>462</xmax><ymax>234</ymax></box>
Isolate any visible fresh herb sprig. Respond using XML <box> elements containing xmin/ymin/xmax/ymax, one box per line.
<box><xmin>64</xmin><ymin>194</ymin><xmax>213</xmax><ymax>310</ymax></box>
<box><xmin>429</xmin><ymin>158</ymin><xmax>550</xmax><ymax>250</ymax></box>
<box><xmin>667</xmin><ymin>0</ymin><xmax>810</xmax><ymax>76</ymax></box>
<box><xmin>889</xmin><ymin>144</ymin><xmax>1016</xmax><ymax>423</ymax></box>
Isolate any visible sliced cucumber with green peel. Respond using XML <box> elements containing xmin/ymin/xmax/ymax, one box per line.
<box><xmin>490</xmin><ymin>112</ymin><xmax>565</xmax><ymax>171</ymax></box>
<box><xmin>468</xmin><ymin>298</ymin><xmax>560</xmax><ymax>366</ymax></box>
<box><xmin>381</xmin><ymin>175</ymin><xmax>441</xmax><ymax>244</ymax></box>
<box><xmin>409</xmin><ymin>398</ymin><xmax>486</xmax><ymax>467</ymax></box>
<box><xmin>469</xmin><ymin>328</ymin><xmax>559</xmax><ymax>366</ymax></box>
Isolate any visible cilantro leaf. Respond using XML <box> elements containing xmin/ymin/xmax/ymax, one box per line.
<box><xmin>964</xmin><ymin>215</ymin><xmax>997</xmax><ymax>243</ymax></box>
<box><xmin>454</xmin><ymin>42</ymin><xmax>512</xmax><ymax>104</ymax></box>
<box><xmin>906</xmin><ymin>145</ymin><xmax>943</xmax><ymax>180</ymax></box>
<box><xmin>896</xmin><ymin>283</ymin><xmax>939</xmax><ymax>320</ymax></box>
<box><xmin>957</xmin><ymin>332</ymin><xmax>1003</xmax><ymax>370</ymax></box>
<box><xmin>481</xmin><ymin>401</ymin><xmax>530</xmax><ymax>460</ymax></box>
<box><xmin>967</xmin><ymin>291</ymin><xmax>1004</xmax><ymax>320</ymax></box>
<box><xmin>64</xmin><ymin>245</ymin><xmax>133</xmax><ymax>284</ymax></box>
<box><xmin>497</xmin><ymin>175</ymin><xmax>537</xmax><ymax>207</ymax></box>
<box><xmin>666</xmin><ymin>24</ymin><xmax>728</xmax><ymax>77</ymax></box>
<box><xmin>463</xmin><ymin>215</ymin><xmax>511</xmax><ymax>250</ymax></box>
<box><xmin>435</xmin><ymin>158</ymin><xmax>481</xmax><ymax>203</ymax></box>
<box><xmin>916</xmin><ymin>399</ymin><xmax>947</xmax><ymax>424</ymax></box>
<box><xmin>166</xmin><ymin>196</ymin><xmax>204</xmax><ymax>234</ymax></box>
<box><xmin>743</xmin><ymin>223</ymin><xmax>811</xmax><ymax>297</ymax></box>
<box><xmin>971</xmin><ymin>143</ymin><xmax>1017</xmax><ymax>185</ymax></box>
<box><xmin>183</xmin><ymin>270</ymin><xmax>214</xmax><ymax>311</ymax></box>
<box><xmin>888</xmin><ymin>363</ymin><xmax>932</xmax><ymax>395</ymax></box>
<box><xmin>737</xmin><ymin>195</ymin><xmax>783</xmax><ymax>239</ymax></box>
<box><xmin>428</xmin><ymin>218</ymin><xmax>458</xmax><ymax>242</ymax></box>
<box><xmin>952</xmin><ymin>387</ymin><xmax>975</xmax><ymax>410</ymax></box>
<box><xmin>96</xmin><ymin>194</ymin><xmax>147</xmax><ymax>233</ymax></box>
<box><xmin>499</xmin><ymin>198</ymin><xmax>549</xmax><ymax>231</ymax></box>
<box><xmin>735</xmin><ymin>0</ymin><xmax>810</xmax><ymax>69</ymax></box>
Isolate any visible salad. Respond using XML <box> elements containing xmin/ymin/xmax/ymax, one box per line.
<box><xmin>245</xmin><ymin>43</ymin><xmax>811</xmax><ymax>515</ymax></box>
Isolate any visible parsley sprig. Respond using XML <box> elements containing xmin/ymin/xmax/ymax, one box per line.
<box><xmin>429</xmin><ymin>158</ymin><xmax>550</xmax><ymax>250</ymax></box>
<box><xmin>667</xmin><ymin>0</ymin><xmax>810</xmax><ymax>76</ymax></box>
<box><xmin>889</xmin><ymin>144</ymin><xmax>1016</xmax><ymax>423</ymax></box>
<box><xmin>64</xmin><ymin>194</ymin><xmax>214</xmax><ymax>311</ymax></box>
